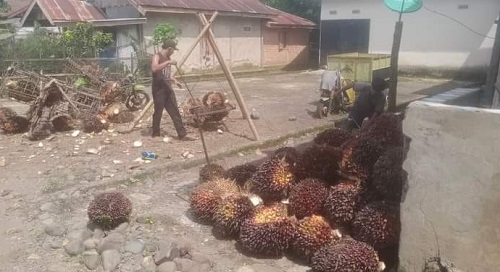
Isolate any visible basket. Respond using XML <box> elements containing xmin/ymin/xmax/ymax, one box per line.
<box><xmin>0</xmin><ymin>68</ymin><xmax>52</xmax><ymax>103</ymax></box>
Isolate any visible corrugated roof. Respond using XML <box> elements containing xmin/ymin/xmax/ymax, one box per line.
<box><xmin>35</xmin><ymin>0</ymin><xmax>106</xmax><ymax>23</ymax></box>
<box><xmin>267</xmin><ymin>6</ymin><xmax>316</xmax><ymax>29</ymax></box>
<box><xmin>1</xmin><ymin>0</ymin><xmax>31</xmax><ymax>19</ymax></box>
<box><xmin>129</xmin><ymin>0</ymin><xmax>276</xmax><ymax>16</ymax></box>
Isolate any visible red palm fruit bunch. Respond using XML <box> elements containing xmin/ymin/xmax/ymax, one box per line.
<box><xmin>250</xmin><ymin>157</ymin><xmax>295</xmax><ymax>202</ymax></box>
<box><xmin>225</xmin><ymin>163</ymin><xmax>258</xmax><ymax>187</ymax></box>
<box><xmin>323</xmin><ymin>182</ymin><xmax>364</xmax><ymax>226</ymax></box>
<box><xmin>295</xmin><ymin>145</ymin><xmax>342</xmax><ymax>183</ymax></box>
<box><xmin>311</xmin><ymin>238</ymin><xmax>385</xmax><ymax>272</ymax></box>
<box><xmin>359</xmin><ymin>113</ymin><xmax>404</xmax><ymax>148</ymax></box>
<box><xmin>272</xmin><ymin>146</ymin><xmax>301</xmax><ymax>172</ymax></box>
<box><xmin>212</xmin><ymin>193</ymin><xmax>259</xmax><ymax>238</ymax></box>
<box><xmin>289</xmin><ymin>178</ymin><xmax>329</xmax><ymax>220</ymax></box>
<box><xmin>371</xmin><ymin>147</ymin><xmax>406</xmax><ymax>202</ymax></box>
<box><xmin>238</xmin><ymin>203</ymin><xmax>295</xmax><ymax>256</ymax></box>
<box><xmin>189</xmin><ymin>178</ymin><xmax>240</xmax><ymax>222</ymax></box>
<box><xmin>340</xmin><ymin>136</ymin><xmax>384</xmax><ymax>182</ymax></box>
<box><xmin>0</xmin><ymin>107</ymin><xmax>29</xmax><ymax>134</ymax></box>
<box><xmin>314</xmin><ymin>128</ymin><xmax>351</xmax><ymax>148</ymax></box>
<box><xmin>199</xmin><ymin>163</ymin><xmax>226</xmax><ymax>183</ymax></box>
<box><xmin>87</xmin><ymin>192</ymin><xmax>133</xmax><ymax>230</ymax></box>
<box><xmin>352</xmin><ymin>201</ymin><xmax>401</xmax><ymax>250</ymax></box>
<box><xmin>292</xmin><ymin>215</ymin><xmax>342</xmax><ymax>261</ymax></box>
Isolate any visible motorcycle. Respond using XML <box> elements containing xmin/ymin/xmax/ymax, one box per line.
<box><xmin>316</xmin><ymin>77</ymin><xmax>356</xmax><ymax>119</ymax></box>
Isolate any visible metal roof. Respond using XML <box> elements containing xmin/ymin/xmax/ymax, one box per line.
<box><xmin>266</xmin><ymin>6</ymin><xmax>316</xmax><ymax>29</ymax></box>
<box><xmin>129</xmin><ymin>0</ymin><xmax>276</xmax><ymax>16</ymax></box>
<box><xmin>1</xmin><ymin>0</ymin><xmax>31</xmax><ymax>19</ymax></box>
<box><xmin>34</xmin><ymin>0</ymin><xmax>107</xmax><ymax>23</ymax></box>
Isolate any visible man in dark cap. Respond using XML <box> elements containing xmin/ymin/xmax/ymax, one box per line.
<box><xmin>150</xmin><ymin>39</ymin><xmax>195</xmax><ymax>140</ymax></box>
<box><xmin>342</xmin><ymin>77</ymin><xmax>389</xmax><ymax>131</ymax></box>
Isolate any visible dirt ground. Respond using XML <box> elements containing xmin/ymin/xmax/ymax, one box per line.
<box><xmin>0</xmin><ymin>71</ymin><xmax>474</xmax><ymax>271</ymax></box>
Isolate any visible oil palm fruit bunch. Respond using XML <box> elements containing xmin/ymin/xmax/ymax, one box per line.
<box><xmin>189</xmin><ymin>178</ymin><xmax>240</xmax><ymax>221</ymax></box>
<box><xmin>311</xmin><ymin>238</ymin><xmax>385</xmax><ymax>272</ymax></box>
<box><xmin>199</xmin><ymin>163</ymin><xmax>226</xmax><ymax>183</ymax></box>
<box><xmin>82</xmin><ymin>114</ymin><xmax>109</xmax><ymax>133</ymax></box>
<box><xmin>371</xmin><ymin>147</ymin><xmax>405</xmax><ymax>202</ymax></box>
<box><xmin>238</xmin><ymin>203</ymin><xmax>295</xmax><ymax>256</ymax></box>
<box><xmin>292</xmin><ymin>215</ymin><xmax>342</xmax><ymax>261</ymax></box>
<box><xmin>340</xmin><ymin>137</ymin><xmax>384</xmax><ymax>182</ymax></box>
<box><xmin>87</xmin><ymin>192</ymin><xmax>133</xmax><ymax>230</ymax></box>
<box><xmin>314</xmin><ymin>128</ymin><xmax>351</xmax><ymax>148</ymax></box>
<box><xmin>250</xmin><ymin>157</ymin><xmax>295</xmax><ymax>202</ymax></box>
<box><xmin>295</xmin><ymin>145</ymin><xmax>342</xmax><ymax>183</ymax></box>
<box><xmin>323</xmin><ymin>182</ymin><xmax>364</xmax><ymax>226</ymax></box>
<box><xmin>359</xmin><ymin>113</ymin><xmax>404</xmax><ymax>148</ymax></box>
<box><xmin>272</xmin><ymin>146</ymin><xmax>301</xmax><ymax>171</ymax></box>
<box><xmin>352</xmin><ymin>201</ymin><xmax>401</xmax><ymax>250</ymax></box>
<box><xmin>0</xmin><ymin>107</ymin><xmax>29</xmax><ymax>134</ymax></box>
<box><xmin>289</xmin><ymin>178</ymin><xmax>329</xmax><ymax>220</ymax></box>
<box><xmin>212</xmin><ymin>193</ymin><xmax>261</xmax><ymax>238</ymax></box>
<box><xmin>225</xmin><ymin>163</ymin><xmax>258</xmax><ymax>187</ymax></box>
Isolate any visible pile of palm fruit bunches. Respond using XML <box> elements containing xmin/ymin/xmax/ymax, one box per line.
<box><xmin>189</xmin><ymin>113</ymin><xmax>407</xmax><ymax>272</ymax></box>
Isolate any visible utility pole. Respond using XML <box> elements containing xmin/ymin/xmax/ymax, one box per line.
<box><xmin>387</xmin><ymin>0</ymin><xmax>406</xmax><ymax>112</ymax></box>
<box><xmin>482</xmin><ymin>14</ymin><xmax>500</xmax><ymax>108</ymax></box>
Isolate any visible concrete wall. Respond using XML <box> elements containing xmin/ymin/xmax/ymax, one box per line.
<box><xmin>262</xmin><ymin>26</ymin><xmax>310</xmax><ymax>68</ymax></box>
<box><xmin>400</xmin><ymin>100</ymin><xmax>500</xmax><ymax>272</ymax></box>
<box><xmin>143</xmin><ymin>13</ymin><xmax>262</xmax><ymax>73</ymax></box>
<box><xmin>321</xmin><ymin>0</ymin><xmax>499</xmax><ymax>70</ymax></box>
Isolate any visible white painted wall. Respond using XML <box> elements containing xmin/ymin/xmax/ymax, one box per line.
<box><xmin>143</xmin><ymin>13</ymin><xmax>262</xmax><ymax>73</ymax></box>
<box><xmin>321</xmin><ymin>0</ymin><xmax>499</xmax><ymax>69</ymax></box>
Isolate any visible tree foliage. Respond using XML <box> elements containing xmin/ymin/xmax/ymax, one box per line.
<box><xmin>151</xmin><ymin>23</ymin><xmax>178</xmax><ymax>46</ymax></box>
<box><xmin>263</xmin><ymin>0</ymin><xmax>321</xmax><ymax>23</ymax></box>
<box><xmin>61</xmin><ymin>23</ymin><xmax>113</xmax><ymax>58</ymax></box>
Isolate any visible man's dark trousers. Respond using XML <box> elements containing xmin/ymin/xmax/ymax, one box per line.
<box><xmin>152</xmin><ymin>82</ymin><xmax>187</xmax><ymax>138</ymax></box>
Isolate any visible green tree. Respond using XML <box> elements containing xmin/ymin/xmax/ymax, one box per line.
<box><xmin>61</xmin><ymin>22</ymin><xmax>113</xmax><ymax>58</ymax></box>
<box><xmin>151</xmin><ymin>23</ymin><xmax>178</xmax><ymax>46</ymax></box>
<box><xmin>263</xmin><ymin>0</ymin><xmax>321</xmax><ymax>23</ymax></box>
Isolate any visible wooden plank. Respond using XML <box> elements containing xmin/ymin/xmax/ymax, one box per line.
<box><xmin>197</xmin><ymin>13</ymin><xmax>260</xmax><ymax>141</ymax></box>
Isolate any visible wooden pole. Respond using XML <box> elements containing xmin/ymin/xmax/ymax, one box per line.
<box><xmin>388</xmin><ymin>21</ymin><xmax>403</xmax><ymax>112</ymax></box>
<box><xmin>482</xmin><ymin>15</ymin><xmax>500</xmax><ymax>107</ymax></box>
<box><xmin>197</xmin><ymin>13</ymin><xmax>260</xmax><ymax>141</ymax></box>
<box><xmin>123</xmin><ymin>12</ymin><xmax>219</xmax><ymax>133</ymax></box>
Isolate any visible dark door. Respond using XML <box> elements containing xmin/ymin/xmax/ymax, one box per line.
<box><xmin>320</xmin><ymin>19</ymin><xmax>370</xmax><ymax>65</ymax></box>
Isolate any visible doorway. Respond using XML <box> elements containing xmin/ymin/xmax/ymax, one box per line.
<box><xmin>320</xmin><ymin>19</ymin><xmax>370</xmax><ymax>65</ymax></box>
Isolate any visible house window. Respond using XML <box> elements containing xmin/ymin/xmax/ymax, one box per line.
<box><xmin>329</xmin><ymin>10</ymin><xmax>337</xmax><ymax>15</ymax></box>
<box><xmin>279</xmin><ymin>31</ymin><xmax>287</xmax><ymax>51</ymax></box>
<box><xmin>458</xmin><ymin>4</ymin><xmax>469</xmax><ymax>10</ymax></box>
<box><xmin>243</xmin><ymin>26</ymin><xmax>252</xmax><ymax>32</ymax></box>
<box><xmin>352</xmin><ymin>9</ymin><xmax>361</xmax><ymax>14</ymax></box>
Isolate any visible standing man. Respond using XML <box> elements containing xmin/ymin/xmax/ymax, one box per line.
<box><xmin>319</xmin><ymin>69</ymin><xmax>343</xmax><ymax>114</ymax></box>
<box><xmin>151</xmin><ymin>39</ymin><xmax>195</xmax><ymax>141</ymax></box>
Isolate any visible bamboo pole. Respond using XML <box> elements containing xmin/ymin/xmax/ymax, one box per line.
<box><xmin>197</xmin><ymin>13</ymin><xmax>260</xmax><ymax>141</ymax></box>
<box><xmin>123</xmin><ymin>12</ymin><xmax>220</xmax><ymax>133</ymax></box>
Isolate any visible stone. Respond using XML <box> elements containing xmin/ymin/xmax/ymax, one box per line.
<box><xmin>173</xmin><ymin>258</ymin><xmax>195</xmax><ymax>272</ymax></box>
<box><xmin>38</xmin><ymin>213</ymin><xmax>51</xmax><ymax>220</ymax></box>
<box><xmin>250</xmin><ymin>111</ymin><xmax>260</xmax><ymax>120</ymax></box>
<box><xmin>176</xmin><ymin>238</ymin><xmax>192</xmax><ymax>257</ymax></box>
<box><xmin>189</xmin><ymin>252</ymin><xmax>211</xmax><ymax>265</ymax></box>
<box><xmin>154</xmin><ymin>241</ymin><xmax>180</xmax><ymax>265</ymax></box>
<box><xmin>145</xmin><ymin>242</ymin><xmax>158</xmax><ymax>253</ymax></box>
<box><xmin>190</xmin><ymin>263</ymin><xmax>212</xmax><ymax>272</ymax></box>
<box><xmin>236</xmin><ymin>266</ymin><xmax>256</xmax><ymax>272</ymax></box>
<box><xmin>0</xmin><ymin>189</ymin><xmax>11</xmax><ymax>197</ymax></box>
<box><xmin>157</xmin><ymin>261</ymin><xmax>177</xmax><ymax>272</ymax></box>
<box><xmin>102</xmin><ymin>250</ymin><xmax>121</xmax><ymax>271</ymax></box>
<box><xmin>141</xmin><ymin>256</ymin><xmax>156</xmax><ymax>272</ymax></box>
<box><xmin>64</xmin><ymin>239</ymin><xmax>84</xmax><ymax>256</ymax></box>
<box><xmin>27</xmin><ymin>254</ymin><xmax>41</xmax><ymax>260</ymax></box>
<box><xmin>92</xmin><ymin>228</ymin><xmax>105</xmax><ymax>240</ymax></box>
<box><xmin>114</xmin><ymin>222</ymin><xmax>129</xmax><ymax>234</ymax></box>
<box><xmin>288</xmin><ymin>116</ymin><xmax>297</xmax><ymax>121</ymax></box>
<box><xmin>40</xmin><ymin>202</ymin><xmax>56</xmax><ymax>212</ymax></box>
<box><xmin>83</xmin><ymin>238</ymin><xmax>99</xmax><ymax>250</ymax></box>
<box><xmin>130</xmin><ymin>193</ymin><xmax>152</xmax><ymax>202</ymax></box>
<box><xmin>0</xmin><ymin>156</ymin><xmax>5</xmax><ymax>167</ymax></box>
<box><xmin>44</xmin><ymin>223</ymin><xmax>66</xmax><ymax>237</ymax></box>
<box><xmin>97</xmin><ymin>233</ymin><xmax>125</xmax><ymax>254</ymax></box>
<box><xmin>50</xmin><ymin>240</ymin><xmax>62</xmax><ymax>249</ymax></box>
<box><xmin>67</xmin><ymin>229</ymin><xmax>92</xmax><ymax>241</ymax></box>
<box><xmin>124</xmin><ymin>239</ymin><xmax>145</xmax><ymax>254</ymax></box>
<box><xmin>83</xmin><ymin>250</ymin><xmax>100</xmax><ymax>270</ymax></box>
